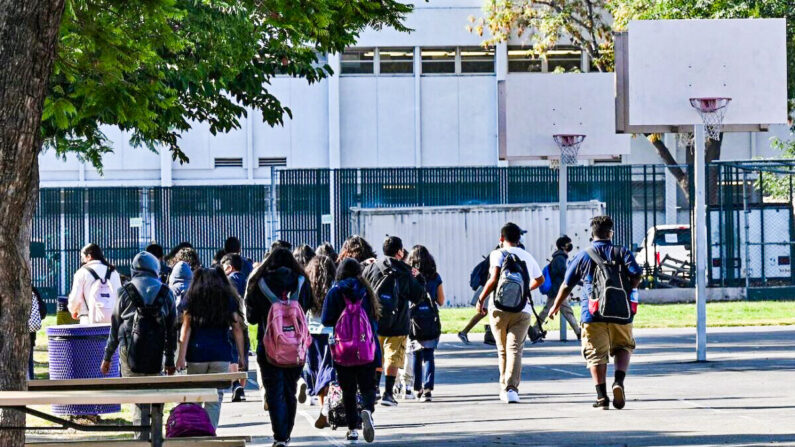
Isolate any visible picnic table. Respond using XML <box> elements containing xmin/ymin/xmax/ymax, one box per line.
<box><xmin>5</xmin><ymin>373</ymin><xmax>249</xmax><ymax>447</ymax></box>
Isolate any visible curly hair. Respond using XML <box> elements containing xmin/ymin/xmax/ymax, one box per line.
<box><xmin>336</xmin><ymin>258</ymin><xmax>381</xmax><ymax>320</ymax></box>
<box><xmin>169</xmin><ymin>247</ymin><xmax>202</xmax><ymax>270</ymax></box>
<box><xmin>185</xmin><ymin>267</ymin><xmax>241</xmax><ymax>329</ymax></box>
<box><xmin>337</xmin><ymin>235</ymin><xmax>377</xmax><ymax>264</ymax></box>
<box><xmin>305</xmin><ymin>255</ymin><xmax>335</xmax><ymax>314</ymax></box>
<box><xmin>407</xmin><ymin>244</ymin><xmax>437</xmax><ymax>282</ymax></box>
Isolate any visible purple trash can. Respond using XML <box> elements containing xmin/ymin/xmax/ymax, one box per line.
<box><xmin>47</xmin><ymin>324</ymin><xmax>120</xmax><ymax>415</ymax></box>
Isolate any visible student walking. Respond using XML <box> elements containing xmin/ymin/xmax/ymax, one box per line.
<box><xmin>315</xmin><ymin>243</ymin><xmax>338</xmax><ymax>262</ymax></box>
<box><xmin>68</xmin><ymin>243</ymin><xmax>122</xmax><ymax>324</ymax></box>
<box><xmin>338</xmin><ymin>235</ymin><xmax>377</xmax><ymax>266</ymax></box>
<box><xmin>531</xmin><ymin>236</ymin><xmax>581</xmax><ymax>341</ymax></box>
<box><xmin>458</xmin><ymin>252</ymin><xmax>493</xmax><ymax>344</ymax></box>
<box><xmin>293</xmin><ymin>244</ymin><xmax>316</xmax><ymax>268</ymax></box>
<box><xmin>145</xmin><ymin>243</ymin><xmax>171</xmax><ymax>283</ymax></box>
<box><xmin>322</xmin><ymin>258</ymin><xmax>381</xmax><ymax>443</ymax></box>
<box><xmin>101</xmin><ymin>252</ymin><xmax>177</xmax><ymax>439</ymax></box>
<box><xmin>176</xmin><ymin>267</ymin><xmax>246</xmax><ymax>428</ymax></box>
<box><xmin>302</xmin><ymin>255</ymin><xmax>337</xmax><ymax>428</ymax></box>
<box><xmin>245</xmin><ymin>248</ymin><xmax>312</xmax><ymax>447</ymax></box>
<box><xmin>548</xmin><ymin>215</ymin><xmax>642</xmax><ymax>410</ymax></box>
<box><xmin>224</xmin><ymin>236</ymin><xmax>255</xmax><ymax>280</ymax></box>
<box><xmin>405</xmin><ymin>245</ymin><xmax>444</xmax><ymax>402</ymax></box>
<box><xmin>220</xmin><ymin>253</ymin><xmax>250</xmax><ymax>402</ymax></box>
<box><xmin>475</xmin><ymin>223</ymin><xmax>545</xmax><ymax>404</ymax></box>
<box><xmin>168</xmin><ymin>261</ymin><xmax>193</xmax><ymax>315</ymax></box>
<box><xmin>363</xmin><ymin>236</ymin><xmax>425</xmax><ymax>407</ymax></box>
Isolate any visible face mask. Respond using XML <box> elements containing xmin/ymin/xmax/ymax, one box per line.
<box><xmin>565</xmin><ymin>243</ymin><xmax>573</xmax><ymax>252</ymax></box>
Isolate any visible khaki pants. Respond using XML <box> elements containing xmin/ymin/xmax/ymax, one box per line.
<box><xmin>488</xmin><ymin>308</ymin><xmax>532</xmax><ymax>392</ymax></box>
<box><xmin>581</xmin><ymin>322</ymin><xmax>635</xmax><ymax>367</ymax></box>
<box><xmin>534</xmin><ymin>296</ymin><xmax>581</xmax><ymax>337</ymax></box>
<box><xmin>119</xmin><ymin>348</ymin><xmax>153</xmax><ymax>441</ymax></box>
<box><xmin>378</xmin><ymin>335</ymin><xmax>407</xmax><ymax>372</ymax></box>
<box><xmin>187</xmin><ymin>361</ymin><xmax>229</xmax><ymax>428</ymax></box>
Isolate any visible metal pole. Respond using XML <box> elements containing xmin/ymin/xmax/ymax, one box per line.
<box><xmin>558</xmin><ymin>163</ymin><xmax>568</xmax><ymax>341</ymax></box>
<box><xmin>743</xmin><ymin>171</ymin><xmax>750</xmax><ymax>295</ymax></box>
<box><xmin>694</xmin><ymin>124</ymin><xmax>708</xmax><ymax>362</ymax></box>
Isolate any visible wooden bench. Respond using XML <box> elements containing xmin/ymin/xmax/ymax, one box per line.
<box><xmin>0</xmin><ymin>388</ymin><xmax>218</xmax><ymax>447</ymax></box>
<box><xmin>26</xmin><ymin>436</ymin><xmax>249</xmax><ymax>447</ymax></box>
<box><xmin>27</xmin><ymin>373</ymin><xmax>247</xmax><ymax>392</ymax></box>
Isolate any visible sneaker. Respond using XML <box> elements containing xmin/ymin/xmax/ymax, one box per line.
<box><xmin>232</xmin><ymin>384</ymin><xmax>245</xmax><ymax>402</ymax></box>
<box><xmin>346</xmin><ymin>430</ymin><xmax>359</xmax><ymax>441</ymax></box>
<box><xmin>402</xmin><ymin>389</ymin><xmax>416</xmax><ymax>400</ymax></box>
<box><xmin>361</xmin><ymin>410</ymin><xmax>375</xmax><ymax>443</ymax></box>
<box><xmin>315</xmin><ymin>413</ymin><xmax>329</xmax><ymax>429</ymax></box>
<box><xmin>297</xmin><ymin>381</ymin><xmax>307</xmax><ymax>404</ymax></box>
<box><xmin>612</xmin><ymin>383</ymin><xmax>626</xmax><ymax>410</ymax></box>
<box><xmin>499</xmin><ymin>391</ymin><xmax>508</xmax><ymax>403</ymax></box>
<box><xmin>421</xmin><ymin>390</ymin><xmax>432</xmax><ymax>402</ymax></box>
<box><xmin>506</xmin><ymin>390</ymin><xmax>520</xmax><ymax>404</ymax></box>
<box><xmin>380</xmin><ymin>393</ymin><xmax>398</xmax><ymax>407</ymax></box>
<box><xmin>593</xmin><ymin>397</ymin><xmax>610</xmax><ymax>410</ymax></box>
<box><xmin>458</xmin><ymin>332</ymin><xmax>470</xmax><ymax>345</ymax></box>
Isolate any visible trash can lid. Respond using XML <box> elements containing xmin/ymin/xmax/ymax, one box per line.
<box><xmin>47</xmin><ymin>324</ymin><xmax>112</xmax><ymax>337</ymax></box>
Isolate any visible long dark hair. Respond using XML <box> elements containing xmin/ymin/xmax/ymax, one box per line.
<box><xmin>81</xmin><ymin>243</ymin><xmax>114</xmax><ymax>269</ymax></box>
<box><xmin>293</xmin><ymin>244</ymin><xmax>316</xmax><ymax>268</ymax></box>
<box><xmin>185</xmin><ymin>267</ymin><xmax>241</xmax><ymax>328</ymax></box>
<box><xmin>246</xmin><ymin>247</ymin><xmax>306</xmax><ymax>298</ymax></box>
<box><xmin>305</xmin><ymin>255</ymin><xmax>335</xmax><ymax>313</ymax></box>
<box><xmin>407</xmin><ymin>245</ymin><xmax>437</xmax><ymax>281</ymax></box>
<box><xmin>337</xmin><ymin>235</ymin><xmax>377</xmax><ymax>264</ymax></box>
<box><xmin>336</xmin><ymin>258</ymin><xmax>381</xmax><ymax>320</ymax></box>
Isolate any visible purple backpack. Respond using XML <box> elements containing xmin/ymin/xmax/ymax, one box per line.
<box><xmin>166</xmin><ymin>403</ymin><xmax>216</xmax><ymax>438</ymax></box>
<box><xmin>331</xmin><ymin>294</ymin><xmax>376</xmax><ymax>367</ymax></box>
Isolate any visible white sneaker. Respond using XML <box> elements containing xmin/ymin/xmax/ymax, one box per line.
<box><xmin>507</xmin><ymin>390</ymin><xmax>521</xmax><ymax>404</ymax></box>
<box><xmin>499</xmin><ymin>391</ymin><xmax>508</xmax><ymax>403</ymax></box>
<box><xmin>402</xmin><ymin>389</ymin><xmax>416</xmax><ymax>400</ymax></box>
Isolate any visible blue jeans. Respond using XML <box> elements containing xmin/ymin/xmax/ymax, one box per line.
<box><xmin>411</xmin><ymin>348</ymin><xmax>435</xmax><ymax>392</ymax></box>
<box><xmin>258</xmin><ymin>353</ymin><xmax>301</xmax><ymax>443</ymax></box>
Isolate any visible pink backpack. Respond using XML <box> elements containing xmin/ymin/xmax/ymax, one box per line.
<box><xmin>259</xmin><ymin>276</ymin><xmax>311</xmax><ymax>368</ymax></box>
<box><xmin>331</xmin><ymin>294</ymin><xmax>375</xmax><ymax>367</ymax></box>
<box><xmin>166</xmin><ymin>403</ymin><xmax>216</xmax><ymax>438</ymax></box>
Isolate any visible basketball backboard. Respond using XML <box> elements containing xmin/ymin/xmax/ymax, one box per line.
<box><xmin>616</xmin><ymin>18</ymin><xmax>788</xmax><ymax>133</ymax></box>
<box><xmin>502</xmin><ymin>73</ymin><xmax>631</xmax><ymax>160</ymax></box>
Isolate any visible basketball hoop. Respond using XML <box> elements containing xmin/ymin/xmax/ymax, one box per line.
<box><xmin>690</xmin><ymin>97</ymin><xmax>731</xmax><ymax>141</ymax></box>
<box><xmin>553</xmin><ymin>134</ymin><xmax>585</xmax><ymax>166</ymax></box>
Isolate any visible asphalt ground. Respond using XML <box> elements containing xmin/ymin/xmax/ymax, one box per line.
<box><xmin>217</xmin><ymin>325</ymin><xmax>795</xmax><ymax>446</ymax></box>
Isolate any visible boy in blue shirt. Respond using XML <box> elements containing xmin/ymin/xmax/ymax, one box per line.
<box><xmin>548</xmin><ymin>215</ymin><xmax>641</xmax><ymax>410</ymax></box>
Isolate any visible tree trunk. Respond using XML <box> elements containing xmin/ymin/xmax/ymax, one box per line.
<box><xmin>0</xmin><ymin>1</ymin><xmax>65</xmax><ymax>446</ymax></box>
<box><xmin>646</xmin><ymin>134</ymin><xmax>723</xmax><ymax>204</ymax></box>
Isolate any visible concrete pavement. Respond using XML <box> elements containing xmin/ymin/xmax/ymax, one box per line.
<box><xmin>218</xmin><ymin>326</ymin><xmax>795</xmax><ymax>446</ymax></box>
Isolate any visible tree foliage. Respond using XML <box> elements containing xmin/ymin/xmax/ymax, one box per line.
<box><xmin>43</xmin><ymin>0</ymin><xmax>413</xmax><ymax>169</ymax></box>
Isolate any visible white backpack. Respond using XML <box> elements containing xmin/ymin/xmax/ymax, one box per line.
<box><xmin>83</xmin><ymin>267</ymin><xmax>117</xmax><ymax>324</ymax></box>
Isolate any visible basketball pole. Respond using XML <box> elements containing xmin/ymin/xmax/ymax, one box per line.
<box><xmin>558</xmin><ymin>162</ymin><xmax>568</xmax><ymax>342</ymax></box>
<box><xmin>694</xmin><ymin>124</ymin><xmax>708</xmax><ymax>362</ymax></box>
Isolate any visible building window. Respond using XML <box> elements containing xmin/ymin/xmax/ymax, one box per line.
<box><xmin>379</xmin><ymin>48</ymin><xmax>414</xmax><ymax>74</ymax></box>
<box><xmin>547</xmin><ymin>46</ymin><xmax>582</xmax><ymax>73</ymax></box>
<box><xmin>341</xmin><ymin>48</ymin><xmax>375</xmax><ymax>74</ymax></box>
<box><xmin>421</xmin><ymin>48</ymin><xmax>456</xmax><ymax>74</ymax></box>
<box><xmin>460</xmin><ymin>47</ymin><xmax>495</xmax><ymax>73</ymax></box>
<box><xmin>508</xmin><ymin>47</ymin><xmax>542</xmax><ymax>73</ymax></box>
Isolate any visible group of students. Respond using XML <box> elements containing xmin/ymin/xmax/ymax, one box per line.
<box><xmin>65</xmin><ymin>233</ymin><xmax>445</xmax><ymax>446</ymax></box>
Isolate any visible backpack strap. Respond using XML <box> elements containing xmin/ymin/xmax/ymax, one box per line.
<box><xmin>125</xmin><ymin>283</ymin><xmax>145</xmax><ymax>309</ymax></box>
<box><xmin>585</xmin><ymin>247</ymin><xmax>610</xmax><ymax>275</ymax></box>
<box><xmin>258</xmin><ymin>275</ymin><xmax>305</xmax><ymax>304</ymax></box>
<box><xmin>84</xmin><ymin>267</ymin><xmax>101</xmax><ymax>282</ymax></box>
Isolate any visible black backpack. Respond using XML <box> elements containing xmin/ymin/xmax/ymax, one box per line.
<box><xmin>125</xmin><ymin>284</ymin><xmax>170</xmax><ymax>374</ymax></box>
<box><xmin>493</xmin><ymin>252</ymin><xmax>530</xmax><ymax>313</ymax></box>
<box><xmin>370</xmin><ymin>263</ymin><xmax>401</xmax><ymax>332</ymax></box>
<box><xmin>585</xmin><ymin>247</ymin><xmax>632</xmax><ymax>323</ymax></box>
<box><xmin>469</xmin><ymin>257</ymin><xmax>490</xmax><ymax>291</ymax></box>
<box><xmin>410</xmin><ymin>293</ymin><xmax>441</xmax><ymax>342</ymax></box>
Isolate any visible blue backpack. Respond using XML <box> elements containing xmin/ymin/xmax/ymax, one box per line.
<box><xmin>539</xmin><ymin>264</ymin><xmax>553</xmax><ymax>295</ymax></box>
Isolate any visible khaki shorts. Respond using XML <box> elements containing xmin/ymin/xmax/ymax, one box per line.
<box><xmin>378</xmin><ymin>335</ymin><xmax>407</xmax><ymax>371</ymax></box>
<box><xmin>581</xmin><ymin>322</ymin><xmax>636</xmax><ymax>367</ymax></box>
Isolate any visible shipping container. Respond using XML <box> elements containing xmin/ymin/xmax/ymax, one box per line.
<box><xmin>350</xmin><ymin>201</ymin><xmax>606</xmax><ymax>306</ymax></box>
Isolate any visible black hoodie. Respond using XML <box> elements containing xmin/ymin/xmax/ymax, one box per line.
<box><xmin>363</xmin><ymin>257</ymin><xmax>425</xmax><ymax>337</ymax></box>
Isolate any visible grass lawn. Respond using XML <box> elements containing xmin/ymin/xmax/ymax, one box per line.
<box><xmin>438</xmin><ymin>300</ymin><xmax>795</xmax><ymax>334</ymax></box>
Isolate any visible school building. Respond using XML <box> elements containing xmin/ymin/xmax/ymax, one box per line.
<box><xmin>37</xmin><ymin>0</ymin><xmax>790</xmax><ymax>188</ymax></box>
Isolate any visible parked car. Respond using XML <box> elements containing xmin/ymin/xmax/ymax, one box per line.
<box><xmin>636</xmin><ymin>225</ymin><xmax>692</xmax><ymax>279</ymax></box>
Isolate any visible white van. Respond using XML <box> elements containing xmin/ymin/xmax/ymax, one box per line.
<box><xmin>636</xmin><ymin>225</ymin><xmax>692</xmax><ymax>274</ymax></box>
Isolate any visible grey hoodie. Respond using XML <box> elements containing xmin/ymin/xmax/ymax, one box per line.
<box><xmin>103</xmin><ymin>252</ymin><xmax>177</xmax><ymax>368</ymax></box>
<box><xmin>168</xmin><ymin>261</ymin><xmax>193</xmax><ymax>312</ymax></box>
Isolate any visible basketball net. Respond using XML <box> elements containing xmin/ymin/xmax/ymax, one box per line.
<box><xmin>552</xmin><ymin>134</ymin><xmax>585</xmax><ymax>168</ymax></box>
<box><xmin>690</xmin><ymin>97</ymin><xmax>731</xmax><ymax>141</ymax></box>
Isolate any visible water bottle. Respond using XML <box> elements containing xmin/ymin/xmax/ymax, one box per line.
<box><xmin>630</xmin><ymin>288</ymin><xmax>639</xmax><ymax>314</ymax></box>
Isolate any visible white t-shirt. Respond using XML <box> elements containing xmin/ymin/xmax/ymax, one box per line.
<box><xmin>488</xmin><ymin>247</ymin><xmax>543</xmax><ymax>315</ymax></box>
